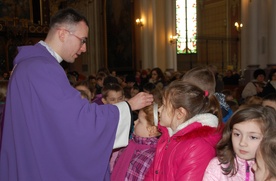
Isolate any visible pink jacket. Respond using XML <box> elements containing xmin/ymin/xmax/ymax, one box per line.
<box><xmin>145</xmin><ymin>114</ymin><xmax>222</xmax><ymax>181</ymax></box>
<box><xmin>203</xmin><ymin>156</ymin><xmax>255</xmax><ymax>181</ymax></box>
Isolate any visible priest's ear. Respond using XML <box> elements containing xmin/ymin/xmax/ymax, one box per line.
<box><xmin>56</xmin><ymin>28</ymin><xmax>67</xmax><ymax>43</ymax></box>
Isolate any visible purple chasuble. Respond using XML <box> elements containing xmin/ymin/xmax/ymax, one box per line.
<box><xmin>0</xmin><ymin>43</ymin><xmax>126</xmax><ymax>180</ymax></box>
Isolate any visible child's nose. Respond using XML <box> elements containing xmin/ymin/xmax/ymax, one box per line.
<box><xmin>239</xmin><ymin>137</ymin><xmax>248</xmax><ymax>146</ymax></box>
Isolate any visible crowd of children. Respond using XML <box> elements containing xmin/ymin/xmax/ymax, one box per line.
<box><xmin>65</xmin><ymin>66</ymin><xmax>276</xmax><ymax>181</ymax></box>
<box><xmin>1</xmin><ymin>65</ymin><xmax>276</xmax><ymax>180</ymax></box>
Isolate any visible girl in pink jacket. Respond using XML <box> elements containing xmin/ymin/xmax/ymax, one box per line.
<box><xmin>145</xmin><ymin>81</ymin><xmax>223</xmax><ymax>181</ymax></box>
<box><xmin>203</xmin><ymin>105</ymin><xmax>276</xmax><ymax>181</ymax></box>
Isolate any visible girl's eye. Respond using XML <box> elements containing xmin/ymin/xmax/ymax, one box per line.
<box><xmin>232</xmin><ymin>132</ymin><xmax>240</xmax><ymax>137</ymax></box>
<box><xmin>250</xmin><ymin>136</ymin><xmax>259</xmax><ymax>140</ymax></box>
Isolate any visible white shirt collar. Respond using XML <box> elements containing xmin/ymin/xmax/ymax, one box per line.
<box><xmin>39</xmin><ymin>40</ymin><xmax>63</xmax><ymax>63</ymax></box>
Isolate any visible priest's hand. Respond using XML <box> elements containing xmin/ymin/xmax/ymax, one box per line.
<box><xmin>127</xmin><ymin>92</ymin><xmax>153</xmax><ymax>111</ymax></box>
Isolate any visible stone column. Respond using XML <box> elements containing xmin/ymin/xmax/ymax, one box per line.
<box><xmin>165</xmin><ymin>0</ymin><xmax>177</xmax><ymax>71</ymax></box>
<box><xmin>141</xmin><ymin>0</ymin><xmax>154</xmax><ymax>69</ymax></box>
<box><xmin>241</xmin><ymin>0</ymin><xmax>261</xmax><ymax>83</ymax></box>
<box><xmin>268</xmin><ymin>0</ymin><xmax>276</xmax><ymax>67</ymax></box>
<box><xmin>258</xmin><ymin>0</ymin><xmax>268</xmax><ymax>68</ymax></box>
<box><xmin>247</xmin><ymin>0</ymin><xmax>259</xmax><ymax>67</ymax></box>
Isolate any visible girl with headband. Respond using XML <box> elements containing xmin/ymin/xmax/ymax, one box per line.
<box><xmin>111</xmin><ymin>89</ymin><xmax>162</xmax><ymax>181</ymax></box>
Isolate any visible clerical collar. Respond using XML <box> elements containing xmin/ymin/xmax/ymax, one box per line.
<box><xmin>39</xmin><ymin>40</ymin><xmax>63</xmax><ymax>63</ymax></box>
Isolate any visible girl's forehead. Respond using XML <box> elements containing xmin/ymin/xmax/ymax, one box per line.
<box><xmin>233</xmin><ymin>119</ymin><xmax>263</xmax><ymax>132</ymax></box>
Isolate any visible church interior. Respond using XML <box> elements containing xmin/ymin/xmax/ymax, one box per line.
<box><xmin>0</xmin><ymin>0</ymin><xmax>275</xmax><ymax>84</ymax></box>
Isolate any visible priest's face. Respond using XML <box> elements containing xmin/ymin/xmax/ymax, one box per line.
<box><xmin>62</xmin><ymin>21</ymin><xmax>88</xmax><ymax>63</ymax></box>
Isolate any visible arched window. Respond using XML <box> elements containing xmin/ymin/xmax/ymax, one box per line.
<box><xmin>176</xmin><ymin>0</ymin><xmax>197</xmax><ymax>54</ymax></box>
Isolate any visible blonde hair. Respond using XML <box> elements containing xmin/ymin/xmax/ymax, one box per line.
<box><xmin>141</xmin><ymin>88</ymin><xmax>163</xmax><ymax>136</ymax></box>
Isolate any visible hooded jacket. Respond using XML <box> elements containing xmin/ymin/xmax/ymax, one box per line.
<box><xmin>145</xmin><ymin>113</ymin><xmax>222</xmax><ymax>181</ymax></box>
<box><xmin>203</xmin><ymin>156</ymin><xmax>255</xmax><ymax>181</ymax></box>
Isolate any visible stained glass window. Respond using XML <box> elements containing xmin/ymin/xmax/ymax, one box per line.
<box><xmin>176</xmin><ymin>0</ymin><xmax>197</xmax><ymax>54</ymax></box>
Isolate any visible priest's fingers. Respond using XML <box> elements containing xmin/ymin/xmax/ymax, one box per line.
<box><xmin>127</xmin><ymin>92</ymin><xmax>153</xmax><ymax>111</ymax></box>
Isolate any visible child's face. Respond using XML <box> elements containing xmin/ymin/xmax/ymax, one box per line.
<box><xmin>263</xmin><ymin>100</ymin><xmax>276</xmax><ymax>110</ymax></box>
<box><xmin>158</xmin><ymin>100</ymin><xmax>180</xmax><ymax>130</ymax></box>
<box><xmin>226</xmin><ymin>95</ymin><xmax>234</xmax><ymax>101</ymax></box>
<box><xmin>75</xmin><ymin>85</ymin><xmax>92</xmax><ymax>100</ymax></box>
<box><xmin>158</xmin><ymin>101</ymin><xmax>171</xmax><ymax>127</ymax></box>
<box><xmin>232</xmin><ymin>120</ymin><xmax>263</xmax><ymax>161</ymax></box>
<box><xmin>97</xmin><ymin>79</ymin><xmax>103</xmax><ymax>87</ymax></box>
<box><xmin>252</xmin><ymin>149</ymin><xmax>270</xmax><ymax>181</ymax></box>
<box><xmin>103</xmin><ymin>91</ymin><xmax>124</xmax><ymax>104</ymax></box>
<box><xmin>134</xmin><ymin>110</ymin><xmax>151</xmax><ymax>137</ymax></box>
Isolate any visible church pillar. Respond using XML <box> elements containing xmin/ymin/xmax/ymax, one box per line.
<box><xmin>141</xmin><ymin>0</ymin><xmax>154</xmax><ymax>69</ymax></box>
<box><xmin>241</xmin><ymin>0</ymin><xmax>260</xmax><ymax>83</ymax></box>
<box><xmin>267</xmin><ymin>0</ymin><xmax>276</xmax><ymax>67</ymax></box>
<box><xmin>240</xmin><ymin>0</ymin><xmax>248</xmax><ymax>70</ymax></box>
<box><xmin>247</xmin><ymin>0</ymin><xmax>259</xmax><ymax>67</ymax></box>
<box><xmin>259</xmin><ymin>0</ymin><xmax>268</xmax><ymax>68</ymax></box>
<box><xmin>165</xmin><ymin>0</ymin><xmax>177</xmax><ymax>71</ymax></box>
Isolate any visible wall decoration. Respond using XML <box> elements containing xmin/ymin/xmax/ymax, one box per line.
<box><xmin>0</xmin><ymin>0</ymin><xmax>33</xmax><ymax>22</ymax></box>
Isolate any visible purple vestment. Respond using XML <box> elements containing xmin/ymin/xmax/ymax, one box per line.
<box><xmin>0</xmin><ymin>43</ymin><xmax>130</xmax><ymax>180</ymax></box>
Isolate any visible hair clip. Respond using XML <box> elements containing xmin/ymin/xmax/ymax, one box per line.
<box><xmin>204</xmin><ymin>90</ymin><xmax>209</xmax><ymax>97</ymax></box>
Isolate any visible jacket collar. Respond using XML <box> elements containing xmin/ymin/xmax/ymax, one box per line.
<box><xmin>168</xmin><ymin>113</ymin><xmax>218</xmax><ymax>136</ymax></box>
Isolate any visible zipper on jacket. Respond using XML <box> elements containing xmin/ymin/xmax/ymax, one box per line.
<box><xmin>245</xmin><ymin>161</ymin><xmax>250</xmax><ymax>181</ymax></box>
<box><xmin>165</xmin><ymin>138</ymin><xmax>171</xmax><ymax>150</ymax></box>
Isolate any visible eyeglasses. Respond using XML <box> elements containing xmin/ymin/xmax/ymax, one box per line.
<box><xmin>61</xmin><ymin>29</ymin><xmax>87</xmax><ymax>45</ymax></box>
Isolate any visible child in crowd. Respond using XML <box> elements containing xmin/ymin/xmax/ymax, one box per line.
<box><xmin>95</xmin><ymin>72</ymin><xmax>107</xmax><ymax>95</ymax></box>
<box><xmin>74</xmin><ymin>80</ymin><xmax>94</xmax><ymax>102</ymax></box>
<box><xmin>101</xmin><ymin>83</ymin><xmax>124</xmax><ymax>105</ymax></box>
<box><xmin>76</xmin><ymin>90</ymin><xmax>88</xmax><ymax>101</ymax></box>
<box><xmin>145</xmin><ymin>81</ymin><xmax>223</xmax><ymax>180</ymax></box>
<box><xmin>222</xmin><ymin>89</ymin><xmax>236</xmax><ymax>102</ymax></box>
<box><xmin>182</xmin><ymin>66</ymin><xmax>233</xmax><ymax>123</ymax></box>
<box><xmin>241</xmin><ymin>95</ymin><xmax>263</xmax><ymax>107</ymax></box>
<box><xmin>111</xmin><ymin>89</ymin><xmax>162</xmax><ymax>181</ymax></box>
<box><xmin>92</xmin><ymin>75</ymin><xmax>120</xmax><ymax>104</ymax></box>
<box><xmin>253</xmin><ymin>130</ymin><xmax>276</xmax><ymax>181</ymax></box>
<box><xmin>222</xmin><ymin>89</ymin><xmax>239</xmax><ymax>113</ymax></box>
<box><xmin>101</xmin><ymin>83</ymin><xmax>126</xmax><ymax>171</ymax></box>
<box><xmin>143</xmin><ymin>82</ymin><xmax>156</xmax><ymax>93</ymax></box>
<box><xmin>130</xmin><ymin>84</ymin><xmax>140</xmax><ymax>98</ymax></box>
<box><xmin>203</xmin><ymin>105</ymin><xmax>276</xmax><ymax>181</ymax></box>
<box><xmin>262</xmin><ymin>93</ymin><xmax>276</xmax><ymax>110</ymax></box>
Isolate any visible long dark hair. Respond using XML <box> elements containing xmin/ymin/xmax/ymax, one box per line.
<box><xmin>216</xmin><ymin>105</ymin><xmax>276</xmax><ymax>176</ymax></box>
